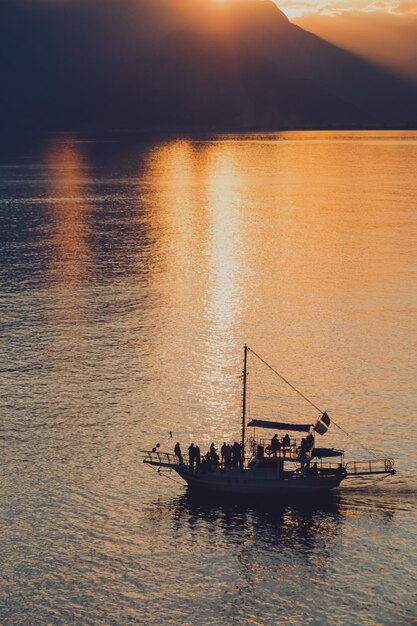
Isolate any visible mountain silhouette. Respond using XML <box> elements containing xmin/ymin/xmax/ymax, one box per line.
<box><xmin>0</xmin><ymin>0</ymin><xmax>415</xmax><ymax>131</ymax></box>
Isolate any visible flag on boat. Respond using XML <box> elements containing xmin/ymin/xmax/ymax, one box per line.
<box><xmin>314</xmin><ymin>411</ymin><xmax>331</xmax><ymax>435</ymax></box>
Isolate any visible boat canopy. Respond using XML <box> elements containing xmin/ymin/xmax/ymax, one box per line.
<box><xmin>247</xmin><ymin>419</ymin><xmax>311</xmax><ymax>433</ymax></box>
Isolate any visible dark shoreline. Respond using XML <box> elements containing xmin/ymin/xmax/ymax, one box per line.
<box><xmin>2</xmin><ymin>123</ymin><xmax>417</xmax><ymax>142</ymax></box>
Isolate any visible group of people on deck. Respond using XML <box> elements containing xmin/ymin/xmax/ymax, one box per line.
<box><xmin>220</xmin><ymin>442</ymin><xmax>242</xmax><ymax>468</ymax></box>
<box><xmin>173</xmin><ymin>432</ymin><xmax>316</xmax><ymax>470</ymax></box>
<box><xmin>174</xmin><ymin>441</ymin><xmax>243</xmax><ymax>471</ymax></box>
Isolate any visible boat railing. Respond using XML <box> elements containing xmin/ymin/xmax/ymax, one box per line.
<box><xmin>257</xmin><ymin>436</ymin><xmax>298</xmax><ymax>448</ymax></box>
<box><xmin>142</xmin><ymin>449</ymin><xmax>183</xmax><ymax>467</ymax></box>
<box><xmin>345</xmin><ymin>458</ymin><xmax>395</xmax><ymax>476</ymax></box>
<box><xmin>315</xmin><ymin>460</ymin><xmax>343</xmax><ymax>470</ymax></box>
<box><xmin>291</xmin><ymin>462</ymin><xmax>345</xmax><ymax>477</ymax></box>
<box><xmin>143</xmin><ymin>450</ymin><xmax>256</xmax><ymax>471</ymax></box>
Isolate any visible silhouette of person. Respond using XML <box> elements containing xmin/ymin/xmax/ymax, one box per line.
<box><xmin>270</xmin><ymin>434</ymin><xmax>280</xmax><ymax>457</ymax></box>
<box><xmin>174</xmin><ymin>442</ymin><xmax>183</xmax><ymax>464</ymax></box>
<box><xmin>232</xmin><ymin>442</ymin><xmax>238</xmax><ymax>466</ymax></box>
<box><xmin>232</xmin><ymin>441</ymin><xmax>242</xmax><ymax>467</ymax></box>
<box><xmin>208</xmin><ymin>443</ymin><xmax>219</xmax><ymax>465</ymax></box>
<box><xmin>224</xmin><ymin>444</ymin><xmax>232</xmax><ymax>468</ymax></box>
<box><xmin>188</xmin><ymin>443</ymin><xmax>195</xmax><ymax>471</ymax></box>
<box><xmin>221</xmin><ymin>442</ymin><xmax>227</xmax><ymax>466</ymax></box>
<box><xmin>195</xmin><ymin>445</ymin><xmax>201</xmax><ymax>470</ymax></box>
<box><xmin>282</xmin><ymin>433</ymin><xmax>291</xmax><ymax>449</ymax></box>
<box><xmin>298</xmin><ymin>438</ymin><xmax>308</xmax><ymax>459</ymax></box>
<box><xmin>202</xmin><ymin>451</ymin><xmax>211</xmax><ymax>471</ymax></box>
<box><xmin>306</xmin><ymin>433</ymin><xmax>314</xmax><ymax>451</ymax></box>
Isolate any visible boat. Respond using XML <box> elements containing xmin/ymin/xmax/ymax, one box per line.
<box><xmin>142</xmin><ymin>345</ymin><xmax>395</xmax><ymax>496</ymax></box>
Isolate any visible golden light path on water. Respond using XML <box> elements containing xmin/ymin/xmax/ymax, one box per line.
<box><xmin>1</xmin><ymin>131</ymin><xmax>416</xmax><ymax>625</ymax></box>
<box><xmin>130</xmin><ymin>132</ymin><xmax>417</xmax><ymax>456</ymax></box>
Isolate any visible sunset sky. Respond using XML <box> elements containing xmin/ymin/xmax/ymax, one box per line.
<box><xmin>277</xmin><ymin>0</ymin><xmax>417</xmax><ymax>17</ymax></box>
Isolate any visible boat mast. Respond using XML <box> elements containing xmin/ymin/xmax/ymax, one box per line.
<box><xmin>241</xmin><ymin>344</ymin><xmax>248</xmax><ymax>469</ymax></box>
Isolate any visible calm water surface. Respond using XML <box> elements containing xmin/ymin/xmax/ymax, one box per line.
<box><xmin>1</xmin><ymin>131</ymin><xmax>417</xmax><ymax>625</ymax></box>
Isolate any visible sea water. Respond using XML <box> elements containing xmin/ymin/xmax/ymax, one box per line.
<box><xmin>1</xmin><ymin>131</ymin><xmax>416</xmax><ymax>625</ymax></box>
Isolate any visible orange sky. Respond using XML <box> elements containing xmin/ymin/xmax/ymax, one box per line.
<box><xmin>214</xmin><ymin>0</ymin><xmax>417</xmax><ymax>83</ymax></box>
<box><xmin>274</xmin><ymin>0</ymin><xmax>417</xmax><ymax>18</ymax></box>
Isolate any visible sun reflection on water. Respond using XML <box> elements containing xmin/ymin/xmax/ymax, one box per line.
<box><xmin>44</xmin><ymin>137</ymin><xmax>91</xmax><ymax>289</ymax></box>
<box><xmin>139</xmin><ymin>139</ymin><xmax>247</xmax><ymax>444</ymax></box>
<box><xmin>202</xmin><ymin>147</ymin><xmax>245</xmax><ymax>429</ymax></box>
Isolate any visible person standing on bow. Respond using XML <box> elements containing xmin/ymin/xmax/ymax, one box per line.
<box><xmin>174</xmin><ymin>442</ymin><xmax>183</xmax><ymax>464</ymax></box>
<box><xmin>188</xmin><ymin>443</ymin><xmax>196</xmax><ymax>471</ymax></box>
